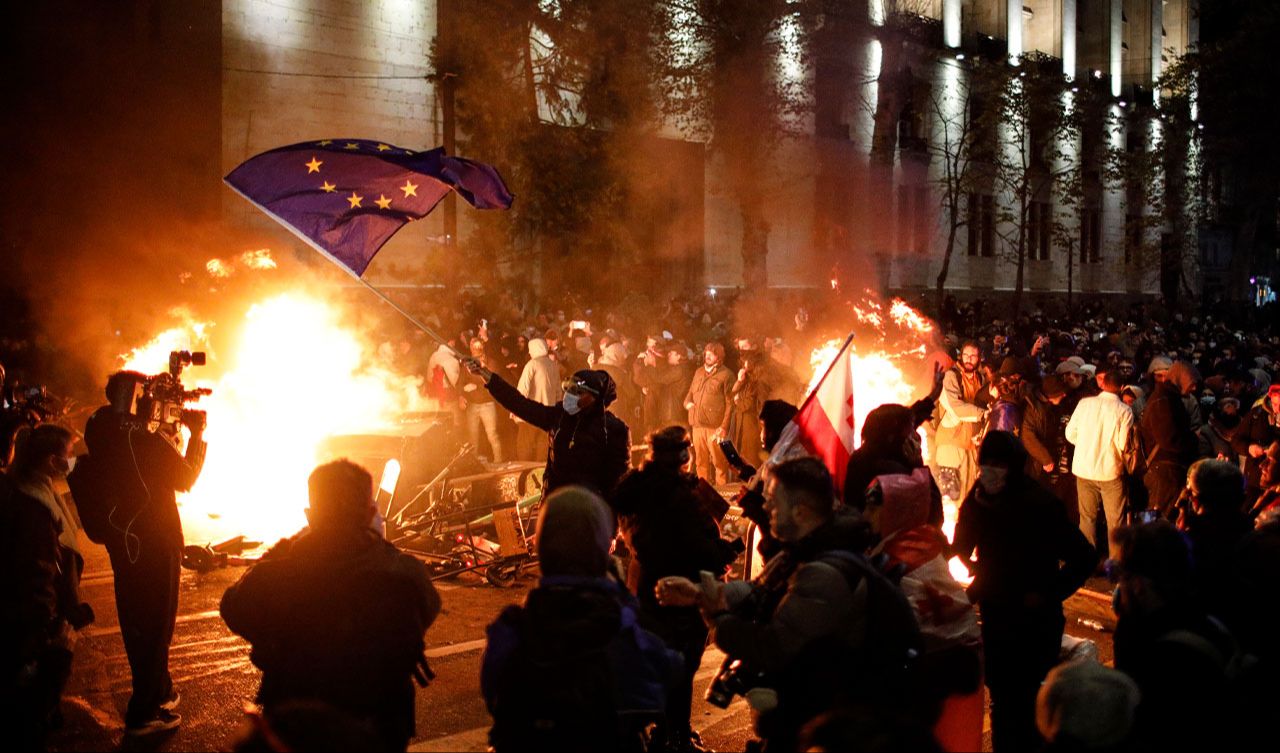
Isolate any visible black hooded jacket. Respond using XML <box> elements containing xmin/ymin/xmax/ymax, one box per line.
<box><xmin>486</xmin><ymin>370</ymin><xmax>631</xmax><ymax>497</ymax></box>
<box><xmin>613</xmin><ymin>462</ymin><xmax>736</xmax><ymax>611</ymax></box>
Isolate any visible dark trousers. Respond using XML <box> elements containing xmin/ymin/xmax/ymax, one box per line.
<box><xmin>4</xmin><ymin>642</ymin><xmax>73</xmax><ymax>751</ymax></box>
<box><xmin>107</xmin><ymin>543</ymin><xmax>180</xmax><ymax>726</ymax></box>
<box><xmin>642</xmin><ymin>606</ymin><xmax>708</xmax><ymax>739</ymax></box>
<box><xmin>979</xmin><ymin>602</ymin><xmax>1064</xmax><ymax>753</ymax></box>
<box><xmin>1144</xmin><ymin>461</ymin><xmax>1187</xmax><ymax>517</ymax></box>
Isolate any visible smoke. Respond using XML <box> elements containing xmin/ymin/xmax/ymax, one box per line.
<box><xmin>0</xmin><ymin>1</ymin><xmax>258</xmax><ymax>395</ymax></box>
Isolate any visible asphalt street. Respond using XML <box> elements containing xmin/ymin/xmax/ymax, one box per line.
<box><xmin>47</xmin><ymin>536</ymin><xmax>1116</xmax><ymax>752</ymax></box>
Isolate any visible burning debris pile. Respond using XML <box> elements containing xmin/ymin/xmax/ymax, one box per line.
<box><xmin>804</xmin><ymin>295</ymin><xmax>970</xmax><ymax>583</ymax></box>
<box><xmin>121</xmin><ymin>275</ymin><xmax>428</xmax><ymax>545</ymax></box>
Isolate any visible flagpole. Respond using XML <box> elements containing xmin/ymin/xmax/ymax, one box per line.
<box><xmin>798</xmin><ymin>332</ymin><xmax>855</xmax><ymax>410</ymax></box>
<box><xmin>764</xmin><ymin>332</ymin><xmax>854</xmax><ymax>467</ymax></box>
<box><xmin>353</xmin><ymin>276</ymin><xmax>465</xmax><ymax>359</ymax></box>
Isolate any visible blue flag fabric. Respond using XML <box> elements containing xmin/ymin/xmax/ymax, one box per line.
<box><xmin>225</xmin><ymin>139</ymin><xmax>513</xmax><ymax>276</ymax></box>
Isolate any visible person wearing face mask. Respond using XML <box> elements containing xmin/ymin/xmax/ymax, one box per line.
<box><xmin>613</xmin><ymin>427</ymin><xmax>737</xmax><ymax>753</ymax></box>
<box><xmin>683</xmin><ymin>342</ymin><xmax>735</xmax><ymax>485</ymax></box>
<box><xmin>951</xmin><ymin>431</ymin><xmax>1095</xmax><ymax>753</ymax></box>
<box><xmin>464</xmin><ymin>358</ymin><xmax>631</xmax><ymax>500</ymax></box>
<box><xmin>1</xmin><ymin>424</ymin><xmax>94</xmax><ymax>749</ymax></box>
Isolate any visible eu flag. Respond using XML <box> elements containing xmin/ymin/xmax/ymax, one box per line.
<box><xmin>225</xmin><ymin>139</ymin><xmax>513</xmax><ymax>277</ymax></box>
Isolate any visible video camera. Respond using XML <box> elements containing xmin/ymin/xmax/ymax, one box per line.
<box><xmin>127</xmin><ymin>350</ymin><xmax>211</xmax><ymax>435</ymax></box>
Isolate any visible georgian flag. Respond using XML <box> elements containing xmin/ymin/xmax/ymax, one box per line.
<box><xmin>767</xmin><ymin>334</ymin><xmax>857</xmax><ymax>495</ymax></box>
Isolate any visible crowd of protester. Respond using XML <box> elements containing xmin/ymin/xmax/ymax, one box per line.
<box><xmin>2</xmin><ymin>286</ymin><xmax>1280</xmax><ymax>752</ymax></box>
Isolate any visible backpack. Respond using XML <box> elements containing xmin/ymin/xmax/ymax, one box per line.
<box><xmin>487</xmin><ymin>591</ymin><xmax>662</xmax><ymax>753</ymax></box>
<box><xmin>65</xmin><ymin>452</ymin><xmax>125</xmax><ymax>545</ymax></box>
<box><xmin>817</xmin><ymin>550</ymin><xmax>924</xmax><ymax>680</ymax></box>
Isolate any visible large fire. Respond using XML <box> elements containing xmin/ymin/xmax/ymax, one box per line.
<box><xmin>122</xmin><ymin>291</ymin><xmax>427</xmax><ymax>545</ymax></box>
<box><xmin>807</xmin><ymin>297</ymin><xmax>971</xmax><ymax>583</ymax></box>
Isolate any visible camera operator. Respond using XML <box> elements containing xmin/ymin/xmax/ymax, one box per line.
<box><xmin>81</xmin><ymin>370</ymin><xmax>207</xmax><ymax>736</ymax></box>
<box><xmin>657</xmin><ymin>457</ymin><xmax>920</xmax><ymax>752</ymax></box>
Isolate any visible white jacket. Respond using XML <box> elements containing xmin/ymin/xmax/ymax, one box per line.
<box><xmin>1065</xmin><ymin>391</ymin><xmax>1134</xmax><ymax>482</ymax></box>
<box><xmin>514</xmin><ymin>338</ymin><xmax>563</xmax><ymax>423</ymax></box>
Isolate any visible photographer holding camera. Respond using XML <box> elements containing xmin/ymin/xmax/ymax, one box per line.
<box><xmin>657</xmin><ymin>457</ymin><xmax>920</xmax><ymax>752</ymax></box>
<box><xmin>78</xmin><ymin>368</ymin><xmax>208</xmax><ymax>736</ymax></box>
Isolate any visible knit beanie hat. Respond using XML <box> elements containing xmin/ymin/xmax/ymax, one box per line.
<box><xmin>1037</xmin><ymin>661</ymin><xmax>1140</xmax><ymax>748</ymax></box>
<box><xmin>977</xmin><ymin>430</ymin><xmax>1028</xmax><ymax>471</ymax></box>
<box><xmin>536</xmin><ymin>486</ymin><xmax>614</xmax><ymax>578</ymax></box>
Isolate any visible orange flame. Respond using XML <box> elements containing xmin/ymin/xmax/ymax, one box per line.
<box><xmin>205</xmin><ymin>259</ymin><xmax>232</xmax><ymax>278</ymax></box>
<box><xmin>241</xmin><ymin>249</ymin><xmax>277</xmax><ymax>270</ymax></box>
<box><xmin>121</xmin><ymin>291</ymin><xmax>427</xmax><ymax>544</ymax></box>
<box><xmin>807</xmin><ymin>297</ymin><xmax>971</xmax><ymax>585</ymax></box>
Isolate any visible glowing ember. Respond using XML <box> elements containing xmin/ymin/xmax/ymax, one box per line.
<box><xmin>121</xmin><ymin>292</ymin><xmax>427</xmax><ymax>544</ymax></box>
<box><xmin>206</xmin><ymin>258</ymin><xmax>232</xmax><ymax>278</ymax></box>
<box><xmin>241</xmin><ymin>249</ymin><xmax>277</xmax><ymax>269</ymax></box>
<box><xmin>806</xmin><ymin>297</ymin><xmax>971</xmax><ymax>585</ymax></box>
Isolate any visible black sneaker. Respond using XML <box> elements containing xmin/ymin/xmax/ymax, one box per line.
<box><xmin>160</xmin><ymin>688</ymin><xmax>181</xmax><ymax>711</ymax></box>
<box><xmin>125</xmin><ymin>709</ymin><xmax>181</xmax><ymax>736</ymax></box>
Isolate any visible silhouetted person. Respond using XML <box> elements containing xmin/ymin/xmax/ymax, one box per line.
<box><xmin>82</xmin><ymin>371</ymin><xmax>206</xmax><ymax>735</ymax></box>
<box><xmin>482</xmin><ymin>486</ymin><xmax>680</xmax><ymax>752</ymax></box>
<box><xmin>614</xmin><ymin>427</ymin><xmax>736</xmax><ymax>752</ymax></box>
<box><xmin>1</xmin><ymin>425</ymin><xmax>92</xmax><ymax>750</ymax></box>
<box><xmin>953</xmin><ymin>432</ymin><xmax>1095</xmax><ymax>752</ymax></box>
<box><xmin>221</xmin><ymin>460</ymin><xmax>441</xmax><ymax>752</ymax></box>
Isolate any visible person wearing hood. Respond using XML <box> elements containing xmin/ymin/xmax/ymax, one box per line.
<box><xmin>732</xmin><ymin>399</ymin><xmax>801</xmax><ymax>565</ymax></box>
<box><xmin>952</xmin><ymin>432</ymin><xmax>1095</xmax><ymax>753</ymax></box>
<box><xmin>1021</xmin><ymin>375</ymin><xmax>1068</xmax><ymax>487</ymax></box>
<box><xmin>1139</xmin><ymin>361</ymin><xmax>1201</xmax><ymax>516</ymax></box>
<box><xmin>986</xmin><ymin>358</ymin><xmax>1029</xmax><ymax>436</ymax></box>
<box><xmin>1</xmin><ymin>425</ymin><xmax>93</xmax><ymax>749</ymax></box>
<box><xmin>729</xmin><ymin>351</ymin><xmax>770</xmax><ymax>467</ymax></box>
<box><xmin>613</xmin><ymin>427</ymin><xmax>737</xmax><ymax>753</ymax></box>
<box><xmin>843</xmin><ymin>401</ymin><xmax>943</xmax><ymax>527</ymax></box>
<box><xmin>481</xmin><ymin>486</ymin><xmax>681</xmax><ymax>752</ymax></box>
<box><xmin>1232</xmin><ymin>382</ymin><xmax>1280</xmax><ymax>500</ymax></box>
<box><xmin>1201</xmin><ymin>398</ymin><xmax>1243</xmax><ymax>460</ymax></box>
<box><xmin>465</xmin><ymin>358</ymin><xmax>630</xmax><ymax>499</ymax></box>
<box><xmin>1121</xmin><ymin>384</ymin><xmax>1145</xmax><ymax>421</ymax></box>
<box><xmin>513</xmin><ymin>338</ymin><xmax>563</xmax><ymax>462</ymax></box>
<box><xmin>597</xmin><ymin>341</ymin><xmax>638</xmax><ymax>428</ymax></box>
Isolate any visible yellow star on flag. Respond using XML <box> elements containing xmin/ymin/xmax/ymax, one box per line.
<box><xmin>374</xmin><ymin>194</ymin><xmax>393</xmax><ymax>210</ymax></box>
<box><xmin>317</xmin><ymin>139</ymin><xmax>333</xmax><ymax>146</ymax></box>
<box><xmin>344</xmin><ymin>142</ymin><xmax>360</xmax><ymax>150</ymax></box>
<box><xmin>320</xmin><ymin>181</ymin><xmax>336</xmax><ymax>193</ymax></box>
<box><xmin>347</xmin><ymin>192</ymin><xmax>363</xmax><ymax>208</ymax></box>
<box><xmin>376</xmin><ymin>144</ymin><xmax>392</xmax><ymax>152</ymax></box>
<box><xmin>400</xmin><ymin>180</ymin><xmax>418</xmax><ymax>198</ymax></box>
<box><xmin>305</xmin><ymin>157</ymin><xmax>323</xmax><ymax>173</ymax></box>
